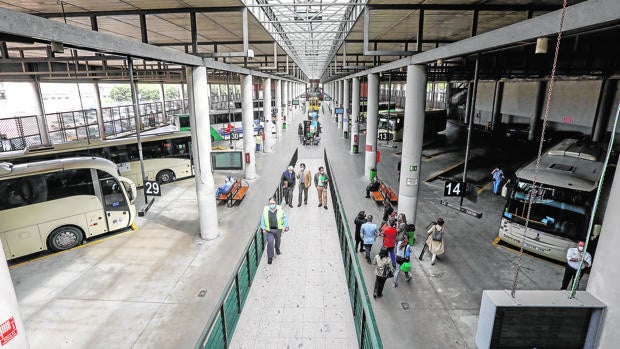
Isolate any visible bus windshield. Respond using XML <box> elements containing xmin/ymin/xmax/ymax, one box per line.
<box><xmin>503</xmin><ymin>180</ymin><xmax>590</xmax><ymax>241</ymax></box>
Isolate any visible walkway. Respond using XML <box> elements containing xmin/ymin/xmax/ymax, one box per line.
<box><xmin>229</xmin><ymin>153</ymin><xmax>358</xmax><ymax>347</ymax></box>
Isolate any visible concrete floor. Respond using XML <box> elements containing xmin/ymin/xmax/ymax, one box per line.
<box><xmin>8</xmin><ymin>105</ymin><xmax>580</xmax><ymax>348</ymax></box>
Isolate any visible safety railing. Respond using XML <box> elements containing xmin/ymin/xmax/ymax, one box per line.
<box><xmin>194</xmin><ymin>148</ymin><xmax>298</xmax><ymax>349</ymax></box>
<box><xmin>324</xmin><ymin>149</ymin><xmax>383</xmax><ymax>348</ymax></box>
<box><xmin>0</xmin><ymin>115</ymin><xmax>42</xmax><ymax>152</ymax></box>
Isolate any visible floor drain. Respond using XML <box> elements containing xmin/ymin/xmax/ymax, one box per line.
<box><xmin>401</xmin><ymin>302</ymin><xmax>410</xmax><ymax>310</ymax></box>
<box><xmin>198</xmin><ymin>289</ymin><xmax>207</xmax><ymax>297</ymax></box>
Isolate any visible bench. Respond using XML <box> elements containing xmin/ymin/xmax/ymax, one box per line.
<box><xmin>218</xmin><ymin>179</ymin><xmax>249</xmax><ymax>207</ymax></box>
<box><xmin>370</xmin><ymin>181</ymin><xmax>398</xmax><ymax>205</ymax></box>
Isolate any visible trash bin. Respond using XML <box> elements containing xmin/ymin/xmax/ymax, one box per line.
<box><xmin>369</xmin><ymin>168</ymin><xmax>377</xmax><ymax>182</ymax></box>
<box><xmin>343</xmin><ymin>131</ymin><xmax>348</xmax><ymax>139</ymax></box>
<box><xmin>352</xmin><ymin>144</ymin><xmax>358</xmax><ymax>154</ymax></box>
<box><xmin>283</xmin><ymin>122</ymin><xmax>287</xmax><ymax>129</ymax></box>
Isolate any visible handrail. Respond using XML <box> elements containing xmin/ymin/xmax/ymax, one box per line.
<box><xmin>194</xmin><ymin>148</ymin><xmax>297</xmax><ymax>348</ymax></box>
<box><xmin>323</xmin><ymin>149</ymin><xmax>383</xmax><ymax>348</ymax></box>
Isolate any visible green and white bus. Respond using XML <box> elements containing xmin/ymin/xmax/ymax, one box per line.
<box><xmin>499</xmin><ymin>138</ymin><xmax>606</xmax><ymax>262</ymax></box>
<box><xmin>0</xmin><ymin>157</ymin><xmax>137</xmax><ymax>260</ymax></box>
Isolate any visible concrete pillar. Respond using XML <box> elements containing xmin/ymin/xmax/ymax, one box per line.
<box><xmin>283</xmin><ymin>81</ymin><xmax>289</xmax><ymax>125</ymax></box>
<box><xmin>592</xmin><ymin>78</ymin><xmax>618</xmax><ymax>142</ymax></box>
<box><xmin>343</xmin><ymin>78</ymin><xmax>350</xmax><ymax>138</ymax></box>
<box><xmin>180</xmin><ymin>83</ymin><xmax>187</xmax><ymax>114</ymax></box>
<box><xmin>32</xmin><ymin>79</ymin><xmax>50</xmax><ymax>144</ymax></box>
<box><xmin>187</xmin><ymin>66</ymin><xmax>219</xmax><ymax>240</ymax></box>
<box><xmin>93</xmin><ymin>82</ymin><xmax>106</xmax><ymax>140</ymax></box>
<box><xmin>365</xmin><ymin>73</ymin><xmax>379</xmax><ymax>179</ymax></box>
<box><xmin>530</xmin><ymin>81</ymin><xmax>547</xmax><ymax>141</ymax></box>
<box><xmin>351</xmin><ymin>77</ymin><xmax>360</xmax><ymax>153</ymax></box>
<box><xmin>588</xmin><ymin>160</ymin><xmax>620</xmax><ymax>348</ymax></box>
<box><xmin>275</xmin><ymin>80</ymin><xmax>282</xmax><ymax>138</ymax></box>
<box><xmin>0</xmin><ymin>240</ymin><xmax>29</xmax><ymax>348</ymax></box>
<box><xmin>491</xmin><ymin>81</ymin><xmax>504</xmax><ymax>133</ymax></box>
<box><xmin>338</xmin><ymin>80</ymin><xmax>343</xmax><ymax>128</ymax></box>
<box><xmin>399</xmin><ymin>65</ymin><xmax>427</xmax><ymax>225</ymax></box>
<box><xmin>241</xmin><ymin>74</ymin><xmax>257</xmax><ymax>179</ymax></box>
<box><xmin>263</xmin><ymin>78</ymin><xmax>273</xmax><ymax>152</ymax></box>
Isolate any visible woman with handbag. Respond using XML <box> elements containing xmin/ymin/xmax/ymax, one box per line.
<box><xmin>425</xmin><ymin>218</ymin><xmax>445</xmax><ymax>265</ymax></box>
<box><xmin>393</xmin><ymin>235</ymin><xmax>412</xmax><ymax>287</ymax></box>
<box><xmin>372</xmin><ymin>247</ymin><xmax>394</xmax><ymax>298</ymax></box>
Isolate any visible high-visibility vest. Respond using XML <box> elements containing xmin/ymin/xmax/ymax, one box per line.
<box><xmin>263</xmin><ymin>206</ymin><xmax>285</xmax><ymax>230</ymax></box>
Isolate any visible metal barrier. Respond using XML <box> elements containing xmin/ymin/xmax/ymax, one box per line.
<box><xmin>194</xmin><ymin>148</ymin><xmax>298</xmax><ymax>349</ymax></box>
<box><xmin>324</xmin><ymin>149</ymin><xmax>383</xmax><ymax>348</ymax></box>
<box><xmin>0</xmin><ymin>115</ymin><xmax>42</xmax><ymax>152</ymax></box>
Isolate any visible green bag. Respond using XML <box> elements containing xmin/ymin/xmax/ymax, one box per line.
<box><xmin>400</xmin><ymin>262</ymin><xmax>411</xmax><ymax>272</ymax></box>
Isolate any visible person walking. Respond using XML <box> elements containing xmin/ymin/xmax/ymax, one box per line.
<box><xmin>260</xmin><ymin>197</ymin><xmax>290</xmax><ymax>265</ymax></box>
<box><xmin>382</xmin><ymin>200</ymin><xmax>394</xmax><ymax>224</ymax></box>
<box><xmin>296</xmin><ymin>163</ymin><xmax>312</xmax><ymax>207</ymax></box>
<box><xmin>314</xmin><ymin>166</ymin><xmax>329</xmax><ymax>210</ymax></box>
<box><xmin>425</xmin><ymin>218</ymin><xmax>446</xmax><ymax>265</ymax></box>
<box><xmin>491</xmin><ymin>167</ymin><xmax>505</xmax><ymax>195</ymax></box>
<box><xmin>381</xmin><ymin>222</ymin><xmax>397</xmax><ymax>267</ymax></box>
<box><xmin>281</xmin><ymin>165</ymin><xmax>296</xmax><ymax>208</ymax></box>
<box><xmin>353</xmin><ymin>211</ymin><xmax>367</xmax><ymax>253</ymax></box>
<box><xmin>393</xmin><ymin>234</ymin><xmax>412</xmax><ymax>287</ymax></box>
<box><xmin>561</xmin><ymin>241</ymin><xmax>592</xmax><ymax>290</ymax></box>
<box><xmin>372</xmin><ymin>247</ymin><xmax>394</xmax><ymax>298</ymax></box>
<box><xmin>360</xmin><ymin>215</ymin><xmax>380</xmax><ymax>263</ymax></box>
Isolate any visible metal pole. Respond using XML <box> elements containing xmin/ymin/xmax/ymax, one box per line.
<box><xmin>127</xmin><ymin>57</ymin><xmax>149</xmax><ymax>205</ymax></box>
<box><xmin>460</xmin><ymin>54</ymin><xmax>479</xmax><ymax>206</ymax></box>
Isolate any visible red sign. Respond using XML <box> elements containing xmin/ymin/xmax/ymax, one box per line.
<box><xmin>366</xmin><ymin>144</ymin><xmax>372</xmax><ymax>152</ymax></box>
<box><xmin>563</xmin><ymin>116</ymin><xmax>573</xmax><ymax>124</ymax></box>
<box><xmin>0</xmin><ymin>317</ymin><xmax>17</xmax><ymax>346</ymax></box>
<box><xmin>376</xmin><ymin>150</ymin><xmax>381</xmax><ymax>163</ymax></box>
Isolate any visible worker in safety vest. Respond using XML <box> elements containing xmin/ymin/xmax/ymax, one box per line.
<box><xmin>260</xmin><ymin>197</ymin><xmax>290</xmax><ymax>264</ymax></box>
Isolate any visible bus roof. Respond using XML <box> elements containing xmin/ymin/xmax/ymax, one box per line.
<box><xmin>0</xmin><ymin>157</ymin><xmax>119</xmax><ymax>179</ymax></box>
<box><xmin>0</xmin><ymin>131</ymin><xmax>192</xmax><ymax>162</ymax></box>
<box><xmin>515</xmin><ymin>138</ymin><xmax>605</xmax><ymax>192</ymax></box>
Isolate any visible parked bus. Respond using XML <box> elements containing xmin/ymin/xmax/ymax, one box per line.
<box><xmin>0</xmin><ymin>157</ymin><xmax>137</xmax><ymax>260</ymax></box>
<box><xmin>498</xmin><ymin>138</ymin><xmax>607</xmax><ymax>262</ymax></box>
<box><xmin>0</xmin><ymin>132</ymin><xmax>193</xmax><ymax>187</ymax></box>
<box><xmin>209</xmin><ymin>108</ymin><xmax>265</xmax><ymax>141</ymax></box>
<box><xmin>377</xmin><ymin>109</ymin><xmax>447</xmax><ymax>141</ymax></box>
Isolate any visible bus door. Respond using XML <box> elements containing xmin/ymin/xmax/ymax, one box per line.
<box><xmin>99</xmin><ymin>177</ymin><xmax>131</xmax><ymax>231</ymax></box>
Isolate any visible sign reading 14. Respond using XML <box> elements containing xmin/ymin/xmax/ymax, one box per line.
<box><xmin>444</xmin><ymin>181</ymin><xmax>465</xmax><ymax>197</ymax></box>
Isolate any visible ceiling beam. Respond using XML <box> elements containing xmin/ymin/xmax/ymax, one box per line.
<box><xmin>367</xmin><ymin>4</ymin><xmax>561</xmax><ymax>11</ymax></box>
<box><xmin>36</xmin><ymin>6</ymin><xmax>245</xmax><ymax>18</ymax></box>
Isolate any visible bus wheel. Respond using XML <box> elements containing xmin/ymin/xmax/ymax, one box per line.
<box><xmin>156</xmin><ymin>169</ymin><xmax>175</xmax><ymax>184</ymax></box>
<box><xmin>48</xmin><ymin>226</ymin><xmax>83</xmax><ymax>252</ymax></box>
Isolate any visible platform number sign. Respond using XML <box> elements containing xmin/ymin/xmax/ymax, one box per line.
<box><xmin>444</xmin><ymin>181</ymin><xmax>465</xmax><ymax>197</ymax></box>
<box><xmin>145</xmin><ymin>181</ymin><xmax>161</xmax><ymax>196</ymax></box>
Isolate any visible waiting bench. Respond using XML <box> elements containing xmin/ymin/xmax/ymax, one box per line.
<box><xmin>370</xmin><ymin>181</ymin><xmax>398</xmax><ymax>205</ymax></box>
<box><xmin>218</xmin><ymin>179</ymin><xmax>250</xmax><ymax>207</ymax></box>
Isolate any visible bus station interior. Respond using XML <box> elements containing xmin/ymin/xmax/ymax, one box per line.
<box><xmin>1</xmin><ymin>1</ymin><xmax>620</xmax><ymax>348</ymax></box>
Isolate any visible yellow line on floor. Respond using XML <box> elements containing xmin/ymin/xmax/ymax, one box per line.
<box><xmin>424</xmin><ymin>160</ymin><xmax>465</xmax><ymax>182</ymax></box>
<box><xmin>478</xmin><ymin>182</ymin><xmax>493</xmax><ymax>194</ymax></box>
<box><xmin>492</xmin><ymin>236</ymin><xmax>501</xmax><ymax>245</ymax></box>
<box><xmin>9</xmin><ymin>225</ymin><xmax>139</xmax><ymax>269</ymax></box>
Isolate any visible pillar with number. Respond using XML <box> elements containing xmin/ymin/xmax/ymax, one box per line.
<box><xmin>275</xmin><ymin>80</ymin><xmax>282</xmax><ymax>138</ymax></box>
<box><xmin>399</xmin><ymin>65</ymin><xmax>427</xmax><ymax>225</ymax></box>
<box><xmin>263</xmin><ymin>77</ymin><xmax>273</xmax><ymax>152</ymax></box>
<box><xmin>364</xmin><ymin>73</ymin><xmax>379</xmax><ymax>180</ymax></box>
<box><xmin>187</xmin><ymin>66</ymin><xmax>219</xmax><ymax>240</ymax></box>
<box><xmin>350</xmin><ymin>77</ymin><xmax>360</xmax><ymax>153</ymax></box>
<box><xmin>241</xmin><ymin>74</ymin><xmax>256</xmax><ymax>179</ymax></box>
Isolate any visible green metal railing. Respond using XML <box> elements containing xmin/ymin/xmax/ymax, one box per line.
<box><xmin>194</xmin><ymin>149</ymin><xmax>298</xmax><ymax>349</ymax></box>
<box><xmin>324</xmin><ymin>149</ymin><xmax>383</xmax><ymax>348</ymax></box>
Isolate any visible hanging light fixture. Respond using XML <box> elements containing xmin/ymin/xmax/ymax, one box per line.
<box><xmin>535</xmin><ymin>37</ymin><xmax>548</xmax><ymax>54</ymax></box>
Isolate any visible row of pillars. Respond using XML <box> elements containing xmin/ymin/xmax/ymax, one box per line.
<box><xmin>0</xmin><ymin>66</ymin><xmax>305</xmax><ymax>348</ymax></box>
<box><xmin>325</xmin><ymin>67</ymin><xmax>426</xmax><ymax>227</ymax></box>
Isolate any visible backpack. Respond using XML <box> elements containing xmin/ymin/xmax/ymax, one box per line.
<box><xmin>431</xmin><ymin>226</ymin><xmax>444</xmax><ymax>241</ymax></box>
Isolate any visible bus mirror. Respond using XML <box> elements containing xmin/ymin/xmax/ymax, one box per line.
<box><xmin>592</xmin><ymin>224</ymin><xmax>602</xmax><ymax>239</ymax></box>
<box><xmin>501</xmin><ymin>179</ymin><xmax>511</xmax><ymax>198</ymax></box>
<box><xmin>119</xmin><ymin>176</ymin><xmax>137</xmax><ymax>204</ymax></box>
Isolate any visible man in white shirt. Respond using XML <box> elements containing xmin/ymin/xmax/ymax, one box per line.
<box><xmin>561</xmin><ymin>240</ymin><xmax>592</xmax><ymax>290</ymax></box>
